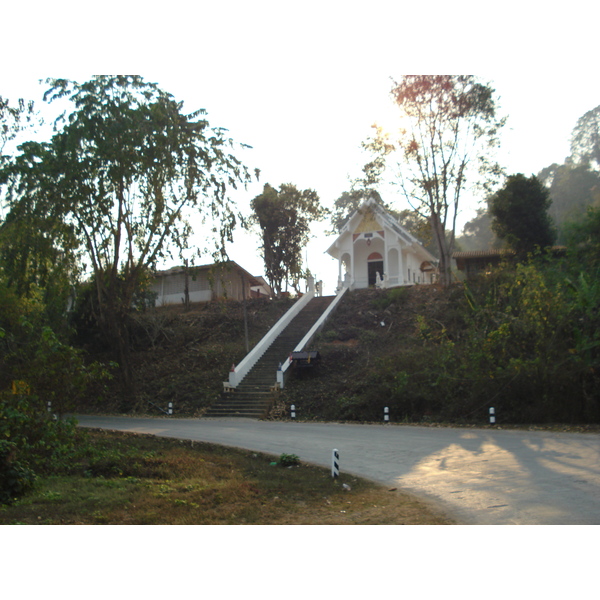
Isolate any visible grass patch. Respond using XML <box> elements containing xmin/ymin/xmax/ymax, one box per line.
<box><xmin>0</xmin><ymin>429</ymin><xmax>453</xmax><ymax>525</ymax></box>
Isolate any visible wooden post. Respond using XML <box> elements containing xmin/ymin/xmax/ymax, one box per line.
<box><xmin>242</xmin><ymin>273</ymin><xmax>249</xmax><ymax>353</ymax></box>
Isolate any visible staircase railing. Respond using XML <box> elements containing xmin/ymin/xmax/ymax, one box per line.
<box><xmin>276</xmin><ymin>283</ymin><xmax>349</xmax><ymax>389</ymax></box>
<box><xmin>225</xmin><ymin>278</ymin><xmax>315</xmax><ymax>389</ymax></box>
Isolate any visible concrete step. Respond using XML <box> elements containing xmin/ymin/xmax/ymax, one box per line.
<box><xmin>205</xmin><ymin>295</ymin><xmax>335</xmax><ymax>419</ymax></box>
<box><xmin>204</xmin><ymin>410</ymin><xmax>266</xmax><ymax>418</ymax></box>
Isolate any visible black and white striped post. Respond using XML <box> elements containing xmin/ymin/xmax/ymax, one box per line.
<box><xmin>489</xmin><ymin>407</ymin><xmax>496</xmax><ymax>425</ymax></box>
<box><xmin>168</xmin><ymin>402</ymin><xmax>173</xmax><ymax>416</ymax></box>
<box><xmin>332</xmin><ymin>449</ymin><xmax>340</xmax><ymax>478</ymax></box>
<box><xmin>47</xmin><ymin>401</ymin><xmax>52</xmax><ymax>414</ymax></box>
<box><xmin>290</xmin><ymin>404</ymin><xmax>296</xmax><ymax>420</ymax></box>
<box><xmin>384</xmin><ymin>406</ymin><xmax>390</xmax><ymax>422</ymax></box>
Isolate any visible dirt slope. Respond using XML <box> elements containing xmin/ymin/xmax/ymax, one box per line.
<box><xmin>84</xmin><ymin>286</ymin><xmax>458</xmax><ymax>419</ymax></box>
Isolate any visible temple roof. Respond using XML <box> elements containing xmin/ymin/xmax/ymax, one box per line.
<box><xmin>326</xmin><ymin>196</ymin><xmax>437</xmax><ymax>262</ymax></box>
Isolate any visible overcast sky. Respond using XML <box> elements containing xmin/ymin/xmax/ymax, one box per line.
<box><xmin>4</xmin><ymin>1</ymin><xmax>598</xmax><ymax>293</ymax></box>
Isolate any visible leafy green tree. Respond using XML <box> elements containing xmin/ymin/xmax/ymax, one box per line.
<box><xmin>0</xmin><ymin>95</ymin><xmax>35</xmax><ymax>161</ymax></box>
<box><xmin>564</xmin><ymin>205</ymin><xmax>600</xmax><ymax>269</ymax></box>
<box><xmin>489</xmin><ymin>174</ymin><xmax>556</xmax><ymax>257</ymax></box>
<box><xmin>1</xmin><ymin>94</ymin><xmax>76</xmax><ymax>332</ymax></box>
<box><xmin>364</xmin><ymin>75</ymin><xmax>505</xmax><ymax>285</ymax></box>
<box><xmin>251</xmin><ymin>183</ymin><xmax>326</xmax><ymax>297</ymax></box>
<box><xmin>2</xmin><ymin>76</ymin><xmax>253</xmax><ymax>397</ymax></box>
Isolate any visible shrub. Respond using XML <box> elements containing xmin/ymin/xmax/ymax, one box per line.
<box><xmin>0</xmin><ymin>440</ymin><xmax>37</xmax><ymax>504</ymax></box>
<box><xmin>372</xmin><ymin>286</ymin><xmax>409</xmax><ymax>310</ymax></box>
<box><xmin>0</xmin><ymin>391</ymin><xmax>84</xmax><ymax>476</ymax></box>
<box><xmin>278</xmin><ymin>453</ymin><xmax>301</xmax><ymax>467</ymax></box>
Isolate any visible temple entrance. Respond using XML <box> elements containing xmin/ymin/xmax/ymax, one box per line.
<box><xmin>368</xmin><ymin>259</ymin><xmax>384</xmax><ymax>287</ymax></box>
<box><xmin>367</xmin><ymin>252</ymin><xmax>384</xmax><ymax>287</ymax></box>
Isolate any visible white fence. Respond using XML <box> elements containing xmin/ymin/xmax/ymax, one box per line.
<box><xmin>225</xmin><ymin>279</ymin><xmax>315</xmax><ymax>389</ymax></box>
<box><xmin>276</xmin><ymin>284</ymin><xmax>349</xmax><ymax>389</ymax></box>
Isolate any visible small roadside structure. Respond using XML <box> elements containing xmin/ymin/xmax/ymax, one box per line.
<box><xmin>250</xmin><ymin>276</ymin><xmax>273</xmax><ymax>299</ymax></box>
<box><xmin>149</xmin><ymin>261</ymin><xmax>265</xmax><ymax>306</ymax></box>
<box><xmin>452</xmin><ymin>249</ymin><xmax>516</xmax><ymax>280</ymax></box>
<box><xmin>453</xmin><ymin>247</ymin><xmax>567</xmax><ymax>280</ymax></box>
<box><xmin>326</xmin><ymin>196</ymin><xmax>438</xmax><ymax>290</ymax></box>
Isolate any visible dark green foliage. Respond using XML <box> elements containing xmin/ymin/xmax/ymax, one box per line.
<box><xmin>284</xmin><ymin>255</ymin><xmax>600</xmax><ymax>425</ymax></box>
<box><xmin>490</xmin><ymin>174</ymin><xmax>556</xmax><ymax>257</ymax></box>
<box><xmin>251</xmin><ymin>183</ymin><xmax>326</xmax><ymax>297</ymax></box>
<box><xmin>564</xmin><ymin>206</ymin><xmax>600</xmax><ymax>269</ymax></box>
<box><xmin>278</xmin><ymin>453</ymin><xmax>301</xmax><ymax>467</ymax></box>
<box><xmin>0</xmin><ymin>393</ymin><xmax>82</xmax><ymax>474</ymax></box>
<box><xmin>0</xmin><ymin>440</ymin><xmax>37</xmax><ymax>505</ymax></box>
<box><xmin>2</xmin><ymin>76</ymin><xmax>253</xmax><ymax>399</ymax></box>
<box><xmin>0</xmin><ymin>277</ymin><xmax>112</xmax><ymax>503</ymax></box>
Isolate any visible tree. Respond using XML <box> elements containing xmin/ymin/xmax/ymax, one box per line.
<box><xmin>538</xmin><ymin>163</ymin><xmax>600</xmax><ymax>241</ymax></box>
<box><xmin>569</xmin><ymin>104</ymin><xmax>600</xmax><ymax>170</ymax></box>
<box><xmin>365</xmin><ymin>75</ymin><xmax>505</xmax><ymax>285</ymax></box>
<box><xmin>489</xmin><ymin>174</ymin><xmax>556</xmax><ymax>257</ymax></box>
<box><xmin>1</xmin><ymin>95</ymin><xmax>76</xmax><ymax>330</ymax></box>
<box><xmin>0</xmin><ymin>95</ymin><xmax>35</xmax><ymax>162</ymax></box>
<box><xmin>456</xmin><ymin>207</ymin><xmax>500</xmax><ymax>251</ymax></box>
<box><xmin>251</xmin><ymin>183</ymin><xmax>326</xmax><ymax>297</ymax></box>
<box><xmin>2</xmin><ymin>76</ymin><xmax>253</xmax><ymax>397</ymax></box>
<box><xmin>536</xmin><ymin>105</ymin><xmax>600</xmax><ymax>243</ymax></box>
<box><xmin>564</xmin><ymin>205</ymin><xmax>600</xmax><ymax>270</ymax></box>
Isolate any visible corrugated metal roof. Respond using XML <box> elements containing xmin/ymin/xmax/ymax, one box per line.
<box><xmin>452</xmin><ymin>247</ymin><xmax>567</xmax><ymax>259</ymax></box>
<box><xmin>452</xmin><ymin>249</ymin><xmax>514</xmax><ymax>259</ymax></box>
<box><xmin>153</xmin><ymin>261</ymin><xmax>262</xmax><ymax>287</ymax></box>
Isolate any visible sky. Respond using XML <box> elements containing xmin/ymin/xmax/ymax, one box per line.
<box><xmin>3</xmin><ymin>1</ymin><xmax>599</xmax><ymax>294</ymax></box>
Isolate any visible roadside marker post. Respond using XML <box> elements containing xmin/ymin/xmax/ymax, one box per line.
<box><xmin>384</xmin><ymin>407</ymin><xmax>390</xmax><ymax>422</ymax></box>
<box><xmin>489</xmin><ymin>407</ymin><xmax>496</xmax><ymax>425</ymax></box>
<box><xmin>168</xmin><ymin>402</ymin><xmax>173</xmax><ymax>416</ymax></box>
<box><xmin>332</xmin><ymin>449</ymin><xmax>340</xmax><ymax>478</ymax></box>
<box><xmin>290</xmin><ymin>404</ymin><xmax>296</xmax><ymax>420</ymax></box>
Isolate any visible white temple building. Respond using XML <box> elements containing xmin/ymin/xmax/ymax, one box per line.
<box><xmin>326</xmin><ymin>196</ymin><xmax>438</xmax><ymax>290</ymax></box>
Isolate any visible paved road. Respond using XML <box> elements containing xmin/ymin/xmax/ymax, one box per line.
<box><xmin>76</xmin><ymin>415</ymin><xmax>600</xmax><ymax>525</ymax></box>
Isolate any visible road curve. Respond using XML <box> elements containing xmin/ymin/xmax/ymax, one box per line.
<box><xmin>75</xmin><ymin>415</ymin><xmax>600</xmax><ymax>525</ymax></box>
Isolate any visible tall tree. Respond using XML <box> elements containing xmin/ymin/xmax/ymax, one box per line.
<box><xmin>489</xmin><ymin>173</ymin><xmax>556</xmax><ymax>257</ymax></box>
<box><xmin>365</xmin><ymin>75</ymin><xmax>505</xmax><ymax>285</ymax></box>
<box><xmin>2</xmin><ymin>76</ymin><xmax>253</xmax><ymax>397</ymax></box>
<box><xmin>536</xmin><ymin>105</ymin><xmax>600</xmax><ymax>242</ymax></box>
<box><xmin>1</xmin><ymin>96</ymin><xmax>76</xmax><ymax>326</ymax></box>
<box><xmin>0</xmin><ymin>95</ymin><xmax>35</xmax><ymax>162</ymax></box>
<box><xmin>563</xmin><ymin>206</ymin><xmax>600</xmax><ymax>270</ymax></box>
<box><xmin>569</xmin><ymin>104</ymin><xmax>600</xmax><ymax>170</ymax></box>
<box><xmin>251</xmin><ymin>183</ymin><xmax>326</xmax><ymax>297</ymax></box>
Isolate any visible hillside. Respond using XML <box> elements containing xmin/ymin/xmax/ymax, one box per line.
<box><xmin>83</xmin><ymin>277</ymin><xmax>600</xmax><ymax>426</ymax></box>
<box><xmin>271</xmin><ymin>285</ymin><xmax>461</xmax><ymax>422</ymax></box>
<box><xmin>83</xmin><ymin>297</ymin><xmax>294</xmax><ymax>416</ymax></box>
<box><xmin>83</xmin><ymin>285</ymin><xmax>458</xmax><ymax>420</ymax></box>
